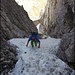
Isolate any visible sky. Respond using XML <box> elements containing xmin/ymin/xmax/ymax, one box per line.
<box><xmin>15</xmin><ymin>0</ymin><xmax>47</xmax><ymax>21</ymax></box>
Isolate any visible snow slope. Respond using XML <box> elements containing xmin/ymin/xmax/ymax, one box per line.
<box><xmin>6</xmin><ymin>37</ymin><xmax>74</xmax><ymax>75</ymax></box>
<box><xmin>36</xmin><ymin>23</ymin><xmax>44</xmax><ymax>34</ymax></box>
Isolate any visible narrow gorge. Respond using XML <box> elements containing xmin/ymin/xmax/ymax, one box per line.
<box><xmin>0</xmin><ymin>0</ymin><xmax>75</xmax><ymax>74</ymax></box>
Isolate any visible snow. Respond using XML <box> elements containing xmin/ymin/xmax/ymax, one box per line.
<box><xmin>36</xmin><ymin>23</ymin><xmax>44</xmax><ymax>34</ymax></box>
<box><xmin>6</xmin><ymin>37</ymin><xmax>74</xmax><ymax>75</ymax></box>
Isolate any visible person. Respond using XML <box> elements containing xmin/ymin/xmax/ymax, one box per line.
<box><xmin>26</xmin><ymin>32</ymin><xmax>40</xmax><ymax>48</ymax></box>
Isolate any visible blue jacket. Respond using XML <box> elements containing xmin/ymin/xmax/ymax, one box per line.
<box><xmin>28</xmin><ymin>34</ymin><xmax>40</xmax><ymax>42</ymax></box>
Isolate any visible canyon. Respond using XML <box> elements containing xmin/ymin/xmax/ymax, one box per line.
<box><xmin>0</xmin><ymin>0</ymin><xmax>75</xmax><ymax>74</ymax></box>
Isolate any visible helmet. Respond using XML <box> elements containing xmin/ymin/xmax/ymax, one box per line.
<box><xmin>31</xmin><ymin>32</ymin><xmax>38</xmax><ymax>35</ymax></box>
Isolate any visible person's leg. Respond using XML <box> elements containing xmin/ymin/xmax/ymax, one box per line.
<box><xmin>34</xmin><ymin>40</ymin><xmax>37</xmax><ymax>47</ymax></box>
<box><xmin>31</xmin><ymin>40</ymin><xmax>34</xmax><ymax>47</ymax></box>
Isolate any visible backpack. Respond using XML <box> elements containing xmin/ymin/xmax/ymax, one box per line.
<box><xmin>32</xmin><ymin>37</ymin><xmax>36</xmax><ymax>40</ymax></box>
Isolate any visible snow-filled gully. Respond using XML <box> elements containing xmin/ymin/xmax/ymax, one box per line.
<box><xmin>5</xmin><ymin>37</ymin><xmax>74</xmax><ymax>75</ymax></box>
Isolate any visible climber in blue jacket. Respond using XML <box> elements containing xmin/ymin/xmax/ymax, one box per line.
<box><xmin>26</xmin><ymin>32</ymin><xmax>40</xmax><ymax>48</ymax></box>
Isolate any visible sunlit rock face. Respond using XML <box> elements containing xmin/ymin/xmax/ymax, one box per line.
<box><xmin>41</xmin><ymin>0</ymin><xmax>74</xmax><ymax>69</ymax></box>
<box><xmin>15</xmin><ymin>0</ymin><xmax>47</xmax><ymax>21</ymax></box>
<box><xmin>42</xmin><ymin>0</ymin><xmax>74</xmax><ymax>38</ymax></box>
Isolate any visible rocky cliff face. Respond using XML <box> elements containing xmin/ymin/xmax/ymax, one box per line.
<box><xmin>1</xmin><ymin>0</ymin><xmax>37</xmax><ymax>73</ymax></box>
<box><xmin>1</xmin><ymin>0</ymin><xmax>37</xmax><ymax>39</ymax></box>
<box><xmin>42</xmin><ymin>0</ymin><xmax>74</xmax><ymax>37</ymax></box>
<box><xmin>41</xmin><ymin>0</ymin><xmax>74</xmax><ymax>69</ymax></box>
<box><xmin>0</xmin><ymin>36</ymin><xmax>17</xmax><ymax>74</ymax></box>
<box><xmin>56</xmin><ymin>28</ymin><xmax>75</xmax><ymax>69</ymax></box>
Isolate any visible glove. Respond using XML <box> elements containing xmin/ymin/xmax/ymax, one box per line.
<box><xmin>38</xmin><ymin>45</ymin><xmax>40</xmax><ymax>48</ymax></box>
<box><xmin>26</xmin><ymin>44</ymin><xmax>28</xmax><ymax>47</ymax></box>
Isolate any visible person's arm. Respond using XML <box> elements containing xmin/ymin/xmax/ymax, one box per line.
<box><xmin>26</xmin><ymin>41</ymin><xmax>29</xmax><ymax>47</ymax></box>
<box><xmin>38</xmin><ymin>42</ymin><xmax>40</xmax><ymax>48</ymax></box>
<box><xmin>26</xmin><ymin>35</ymin><xmax>32</xmax><ymax>47</ymax></box>
<box><xmin>35</xmin><ymin>36</ymin><xmax>40</xmax><ymax>48</ymax></box>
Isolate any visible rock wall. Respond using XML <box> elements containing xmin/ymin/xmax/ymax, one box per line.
<box><xmin>0</xmin><ymin>36</ymin><xmax>17</xmax><ymax>74</ymax></box>
<box><xmin>1</xmin><ymin>0</ymin><xmax>37</xmax><ymax>39</ymax></box>
<box><xmin>1</xmin><ymin>0</ymin><xmax>37</xmax><ymax>73</ymax></box>
<box><xmin>56</xmin><ymin>28</ymin><xmax>75</xmax><ymax>69</ymax></box>
<box><xmin>41</xmin><ymin>0</ymin><xmax>74</xmax><ymax>69</ymax></box>
<box><xmin>41</xmin><ymin>0</ymin><xmax>74</xmax><ymax>38</ymax></box>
